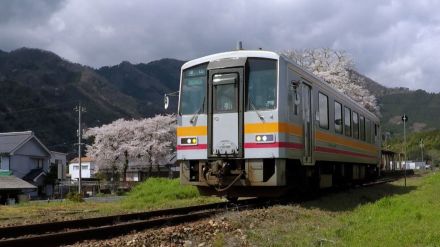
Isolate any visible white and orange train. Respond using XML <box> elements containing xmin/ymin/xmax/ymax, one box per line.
<box><xmin>176</xmin><ymin>50</ymin><xmax>380</xmax><ymax>200</ymax></box>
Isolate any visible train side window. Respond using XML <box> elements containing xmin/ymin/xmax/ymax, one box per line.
<box><xmin>366</xmin><ymin>119</ymin><xmax>371</xmax><ymax>143</ymax></box>
<box><xmin>360</xmin><ymin>115</ymin><xmax>365</xmax><ymax>141</ymax></box>
<box><xmin>294</xmin><ymin>86</ymin><xmax>300</xmax><ymax>115</ymax></box>
<box><xmin>352</xmin><ymin>111</ymin><xmax>359</xmax><ymax>139</ymax></box>
<box><xmin>375</xmin><ymin>124</ymin><xmax>380</xmax><ymax>144</ymax></box>
<box><xmin>318</xmin><ymin>92</ymin><xmax>329</xmax><ymax>129</ymax></box>
<box><xmin>344</xmin><ymin>106</ymin><xmax>351</xmax><ymax>137</ymax></box>
<box><xmin>334</xmin><ymin>101</ymin><xmax>343</xmax><ymax>134</ymax></box>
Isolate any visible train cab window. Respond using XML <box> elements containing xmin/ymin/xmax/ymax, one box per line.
<box><xmin>318</xmin><ymin>93</ymin><xmax>329</xmax><ymax>129</ymax></box>
<box><xmin>352</xmin><ymin>111</ymin><xmax>359</xmax><ymax>139</ymax></box>
<box><xmin>334</xmin><ymin>101</ymin><xmax>343</xmax><ymax>134</ymax></box>
<box><xmin>245</xmin><ymin>58</ymin><xmax>277</xmax><ymax>111</ymax></box>
<box><xmin>213</xmin><ymin>73</ymin><xmax>238</xmax><ymax>113</ymax></box>
<box><xmin>180</xmin><ymin>63</ymin><xmax>208</xmax><ymax>115</ymax></box>
<box><xmin>344</xmin><ymin>107</ymin><xmax>351</xmax><ymax>137</ymax></box>
<box><xmin>360</xmin><ymin>115</ymin><xmax>365</xmax><ymax>141</ymax></box>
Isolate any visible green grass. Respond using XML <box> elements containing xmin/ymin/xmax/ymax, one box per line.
<box><xmin>228</xmin><ymin>172</ymin><xmax>440</xmax><ymax>246</ymax></box>
<box><xmin>0</xmin><ymin>178</ymin><xmax>221</xmax><ymax>226</ymax></box>
<box><xmin>338</xmin><ymin>173</ymin><xmax>440</xmax><ymax>246</ymax></box>
<box><xmin>121</xmin><ymin>178</ymin><xmax>220</xmax><ymax>209</ymax></box>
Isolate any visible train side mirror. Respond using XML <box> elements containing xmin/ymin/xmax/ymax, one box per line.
<box><xmin>289</xmin><ymin>80</ymin><xmax>300</xmax><ymax>90</ymax></box>
<box><xmin>290</xmin><ymin>80</ymin><xmax>301</xmax><ymax>105</ymax></box>
<box><xmin>163</xmin><ymin>91</ymin><xmax>179</xmax><ymax>110</ymax></box>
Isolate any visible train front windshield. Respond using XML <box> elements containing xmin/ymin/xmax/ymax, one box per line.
<box><xmin>245</xmin><ymin>58</ymin><xmax>277</xmax><ymax>110</ymax></box>
<box><xmin>179</xmin><ymin>58</ymin><xmax>277</xmax><ymax>115</ymax></box>
<box><xmin>180</xmin><ymin>63</ymin><xmax>208</xmax><ymax>115</ymax></box>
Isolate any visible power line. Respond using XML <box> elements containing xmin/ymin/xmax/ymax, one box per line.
<box><xmin>74</xmin><ymin>102</ymin><xmax>87</xmax><ymax>194</ymax></box>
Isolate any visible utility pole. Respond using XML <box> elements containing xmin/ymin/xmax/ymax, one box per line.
<box><xmin>402</xmin><ymin>114</ymin><xmax>408</xmax><ymax>187</ymax></box>
<box><xmin>74</xmin><ymin>102</ymin><xmax>86</xmax><ymax>194</ymax></box>
<box><xmin>420</xmin><ymin>138</ymin><xmax>424</xmax><ymax>163</ymax></box>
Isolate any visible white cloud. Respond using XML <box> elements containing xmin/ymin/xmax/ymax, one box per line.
<box><xmin>1</xmin><ymin>0</ymin><xmax>440</xmax><ymax>92</ymax></box>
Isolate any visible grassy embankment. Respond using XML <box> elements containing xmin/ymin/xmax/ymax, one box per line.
<box><xmin>0</xmin><ymin>178</ymin><xmax>221</xmax><ymax>226</ymax></box>
<box><xmin>227</xmin><ymin>171</ymin><xmax>440</xmax><ymax>246</ymax></box>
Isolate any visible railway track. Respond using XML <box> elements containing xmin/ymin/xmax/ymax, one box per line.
<box><xmin>0</xmin><ymin>176</ymin><xmax>404</xmax><ymax>247</ymax></box>
<box><xmin>0</xmin><ymin>198</ymin><xmax>266</xmax><ymax>247</ymax></box>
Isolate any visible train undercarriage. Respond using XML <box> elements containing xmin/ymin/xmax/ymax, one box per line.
<box><xmin>181</xmin><ymin>159</ymin><xmax>380</xmax><ymax>200</ymax></box>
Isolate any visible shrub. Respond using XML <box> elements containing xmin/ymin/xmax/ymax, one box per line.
<box><xmin>66</xmin><ymin>192</ymin><xmax>84</xmax><ymax>202</ymax></box>
<box><xmin>122</xmin><ymin>178</ymin><xmax>200</xmax><ymax>208</ymax></box>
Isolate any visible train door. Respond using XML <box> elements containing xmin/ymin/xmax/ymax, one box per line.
<box><xmin>208</xmin><ymin>68</ymin><xmax>244</xmax><ymax>158</ymax></box>
<box><xmin>302</xmin><ymin>82</ymin><xmax>313</xmax><ymax>164</ymax></box>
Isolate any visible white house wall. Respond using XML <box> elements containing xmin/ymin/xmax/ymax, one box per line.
<box><xmin>69</xmin><ymin>162</ymin><xmax>92</xmax><ymax>180</ymax></box>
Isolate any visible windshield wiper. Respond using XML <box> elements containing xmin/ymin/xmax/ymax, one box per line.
<box><xmin>248</xmin><ymin>96</ymin><xmax>265</xmax><ymax>122</ymax></box>
<box><xmin>190</xmin><ymin>96</ymin><xmax>205</xmax><ymax>124</ymax></box>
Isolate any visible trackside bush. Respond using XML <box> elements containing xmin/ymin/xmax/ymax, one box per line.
<box><xmin>122</xmin><ymin>178</ymin><xmax>200</xmax><ymax>208</ymax></box>
<box><xmin>66</xmin><ymin>192</ymin><xmax>84</xmax><ymax>202</ymax></box>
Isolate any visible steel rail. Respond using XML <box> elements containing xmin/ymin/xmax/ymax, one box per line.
<box><xmin>0</xmin><ymin>198</ymin><xmax>264</xmax><ymax>247</ymax></box>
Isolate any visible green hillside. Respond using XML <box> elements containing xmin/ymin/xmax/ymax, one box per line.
<box><xmin>379</xmin><ymin>90</ymin><xmax>440</xmax><ymax>135</ymax></box>
<box><xmin>385</xmin><ymin>130</ymin><xmax>440</xmax><ymax>166</ymax></box>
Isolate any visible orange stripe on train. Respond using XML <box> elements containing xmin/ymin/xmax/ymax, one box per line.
<box><xmin>315</xmin><ymin>130</ymin><xmax>378</xmax><ymax>153</ymax></box>
<box><xmin>244</xmin><ymin>122</ymin><xmax>303</xmax><ymax>136</ymax></box>
<box><xmin>177</xmin><ymin>122</ymin><xmax>303</xmax><ymax>137</ymax></box>
<box><xmin>176</xmin><ymin>126</ymin><xmax>207</xmax><ymax>136</ymax></box>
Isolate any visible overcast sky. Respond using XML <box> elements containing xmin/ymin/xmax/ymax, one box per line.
<box><xmin>1</xmin><ymin>0</ymin><xmax>440</xmax><ymax>92</ymax></box>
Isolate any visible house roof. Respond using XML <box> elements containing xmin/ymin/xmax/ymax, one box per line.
<box><xmin>0</xmin><ymin>131</ymin><xmax>33</xmax><ymax>154</ymax></box>
<box><xmin>0</xmin><ymin>131</ymin><xmax>51</xmax><ymax>155</ymax></box>
<box><xmin>69</xmin><ymin>157</ymin><xmax>94</xmax><ymax>163</ymax></box>
<box><xmin>23</xmin><ymin>169</ymin><xmax>46</xmax><ymax>182</ymax></box>
<box><xmin>0</xmin><ymin>175</ymin><xmax>37</xmax><ymax>190</ymax></box>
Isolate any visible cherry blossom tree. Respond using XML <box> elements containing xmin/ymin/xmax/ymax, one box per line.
<box><xmin>84</xmin><ymin>114</ymin><xmax>176</xmax><ymax>181</ymax></box>
<box><xmin>281</xmin><ymin>48</ymin><xmax>380</xmax><ymax>115</ymax></box>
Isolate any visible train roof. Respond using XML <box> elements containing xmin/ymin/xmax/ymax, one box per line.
<box><xmin>181</xmin><ymin>50</ymin><xmax>279</xmax><ymax>70</ymax></box>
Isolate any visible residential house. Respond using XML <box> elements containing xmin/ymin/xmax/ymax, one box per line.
<box><xmin>124</xmin><ymin>154</ymin><xmax>178</xmax><ymax>181</ymax></box>
<box><xmin>68</xmin><ymin>157</ymin><xmax>97</xmax><ymax>180</ymax></box>
<box><xmin>0</xmin><ymin>131</ymin><xmax>52</xmax><ymax>198</ymax></box>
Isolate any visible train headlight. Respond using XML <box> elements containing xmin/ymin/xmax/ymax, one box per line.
<box><xmin>255</xmin><ymin>134</ymin><xmax>275</xmax><ymax>143</ymax></box>
<box><xmin>181</xmin><ymin>137</ymin><xmax>198</xmax><ymax>145</ymax></box>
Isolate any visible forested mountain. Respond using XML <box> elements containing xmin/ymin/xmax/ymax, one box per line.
<box><xmin>0</xmin><ymin>48</ymin><xmax>182</xmax><ymax>153</ymax></box>
<box><xmin>0</xmin><ymin>47</ymin><xmax>438</xmax><ymax>154</ymax></box>
<box><xmin>97</xmin><ymin>58</ymin><xmax>183</xmax><ymax>115</ymax></box>
<box><xmin>349</xmin><ymin>71</ymin><xmax>440</xmax><ymax>135</ymax></box>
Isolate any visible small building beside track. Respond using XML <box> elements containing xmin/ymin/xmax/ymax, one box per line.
<box><xmin>0</xmin><ymin>172</ymin><xmax>36</xmax><ymax>204</ymax></box>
